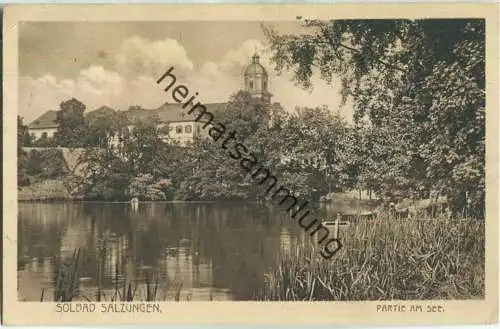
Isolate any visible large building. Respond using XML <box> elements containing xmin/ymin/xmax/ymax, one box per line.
<box><xmin>27</xmin><ymin>110</ymin><xmax>59</xmax><ymax>140</ymax></box>
<box><xmin>113</xmin><ymin>102</ymin><xmax>227</xmax><ymax>147</ymax></box>
<box><xmin>27</xmin><ymin>52</ymin><xmax>272</xmax><ymax>147</ymax></box>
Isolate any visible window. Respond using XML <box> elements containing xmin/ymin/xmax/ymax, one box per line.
<box><xmin>264</xmin><ymin>81</ymin><xmax>267</xmax><ymax>90</ymax></box>
<box><xmin>185</xmin><ymin>125</ymin><xmax>192</xmax><ymax>133</ymax></box>
<box><xmin>197</xmin><ymin>126</ymin><xmax>201</xmax><ymax>133</ymax></box>
<box><xmin>41</xmin><ymin>132</ymin><xmax>48</xmax><ymax>139</ymax></box>
<box><xmin>176</xmin><ymin>126</ymin><xmax>183</xmax><ymax>134</ymax></box>
<box><xmin>249</xmin><ymin>81</ymin><xmax>253</xmax><ymax>89</ymax></box>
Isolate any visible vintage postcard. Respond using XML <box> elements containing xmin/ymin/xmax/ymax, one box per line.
<box><xmin>3</xmin><ymin>3</ymin><xmax>499</xmax><ymax>326</ymax></box>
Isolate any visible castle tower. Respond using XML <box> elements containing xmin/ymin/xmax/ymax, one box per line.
<box><xmin>244</xmin><ymin>52</ymin><xmax>272</xmax><ymax>104</ymax></box>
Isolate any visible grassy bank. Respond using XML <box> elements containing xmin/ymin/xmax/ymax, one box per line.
<box><xmin>18</xmin><ymin>179</ymin><xmax>75</xmax><ymax>201</ymax></box>
<box><xmin>259</xmin><ymin>217</ymin><xmax>484</xmax><ymax>300</ymax></box>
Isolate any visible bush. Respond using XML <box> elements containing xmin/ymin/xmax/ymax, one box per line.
<box><xmin>128</xmin><ymin>174</ymin><xmax>173</xmax><ymax>201</ymax></box>
<box><xmin>26</xmin><ymin>149</ymin><xmax>68</xmax><ymax>180</ymax></box>
<box><xmin>32</xmin><ymin>136</ymin><xmax>57</xmax><ymax>148</ymax></box>
<box><xmin>18</xmin><ymin>150</ymin><xmax>31</xmax><ymax>187</ymax></box>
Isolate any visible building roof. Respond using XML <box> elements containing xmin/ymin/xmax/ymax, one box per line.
<box><xmin>86</xmin><ymin>105</ymin><xmax>116</xmax><ymax>119</ymax></box>
<box><xmin>126</xmin><ymin>102</ymin><xmax>227</xmax><ymax>124</ymax></box>
<box><xmin>244</xmin><ymin>53</ymin><xmax>268</xmax><ymax>77</ymax></box>
<box><xmin>27</xmin><ymin>110</ymin><xmax>59</xmax><ymax>129</ymax></box>
<box><xmin>28</xmin><ymin>102</ymin><xmax>228</xmax><ymax>130</ymax></box>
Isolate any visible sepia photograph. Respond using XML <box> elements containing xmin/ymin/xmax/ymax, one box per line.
<box><xmin>3</xmin><ymin>3</ymin><xmax>498</xmax><ymax>326</ymax></box>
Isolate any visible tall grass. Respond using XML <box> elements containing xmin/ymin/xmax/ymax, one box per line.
<box><xmin>52</xmin><ymin>248</ymin><xmax>82</xmax><ymax>301</ymax></box>
<box><xmin>259</xmin><ymin>217</ymin><xmax>485</xmax><ymax>301</ymax></box>
<box><xmin>41</xmin><ymin>247</ymin><xmax>185</xmax><ymax>302</ymax></box>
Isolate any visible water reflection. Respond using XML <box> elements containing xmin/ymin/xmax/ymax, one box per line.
<box><xmin>18</xmin><ymin>201</ymin><xmax>376</xmax><ymax>301</ymax></box>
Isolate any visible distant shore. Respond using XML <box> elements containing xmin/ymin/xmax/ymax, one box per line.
<box><xmin>18</xmin><ymin>180</ymin><xmax>379</xmax><ymax>206</ymax></box>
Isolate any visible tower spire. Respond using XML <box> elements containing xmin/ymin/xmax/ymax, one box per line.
<box><xmin>244</xmin><ymin>50</ymin><xmax>272</xmax><ymax>104</ymax></box>
<box><xmin>252</xmin><ymin>47</ymin><xmax>260</xmax><ymax>64</ymax></box>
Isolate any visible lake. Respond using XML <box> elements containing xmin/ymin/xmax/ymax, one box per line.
<box><xmin>18</xmin><ymin>201</ymin><xmax>376</xmax><ymax>301</ymax></box>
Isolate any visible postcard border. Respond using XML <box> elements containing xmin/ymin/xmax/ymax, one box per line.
<box><xmin>3</xmin><ymin>3</ymin><xmax>499</xmax><ymax>325</ymax></box>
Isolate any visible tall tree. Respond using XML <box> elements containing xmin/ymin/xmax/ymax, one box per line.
<box><xmin>17</xmin><ymin>116</ymin><xmax>30</xmax><ymax>187</ymax></box>
<box><xmin>263</xmin><ymin>19</ymin><xmax>485</xmax><ymax>216</ymax></box>
<box><xmin>86</xmin><ymin>107</ymin><xmax>126</xmax><ymax>148</ymax></box>
<box><xmin>173</xmin><ymin>91</ymin><xmax>271</xmax><ymax>201</ymax></box>
<box><xmin>54</xmin><ymin>98</ymin><xmax>88</xmax><ymax>147</ymax></box>
<box><xmin>122</xmin><ymin>116</ymin><xmax>164</xmax><ymax>176</ymax></box>
<box><xmin>67</xmin><ymin>115</ymin><xmax>172</xmax><ymax>200</ymax></box>
<box><xmin>260</xmin><ymin>106</ymin><xmax>354</xmax><ymax>201</ymax></box>
<box><xmin>18</xmin><ymin>116</ymin><xmax>33</xmax><ymax>147</ymax></box>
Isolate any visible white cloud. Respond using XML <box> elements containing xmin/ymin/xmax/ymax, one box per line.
<box><xmin>19</xmin><ymin>75</ymin><xmax>75</xmax><ymax>123</ymax></box>
<box><xmin>199</xmin><ymin>61</ymin><xmax>221</xmax><ymax>82</ymax></box>
<box><xmin>20</xmin><ymin>66</ymin><xmax>125</xmax><ymax>122</ymax></box>
<box><xmin>19</xmin><ymin>35</ymin><xmax>195</xmax><ymax>122</ymax></box>
<box><xmin>128</xmin><ymin>76</ymin><xmax>170</xmax><ymax>108</ymax></box>
<box><xmin>189</xmin><ymin>38</ymin><xmax>354</xmax><ymax>121</ymax></box>
<box><xmin>221</xmin><ymin>39</ymin><xmax>266</xmax><ymax>68</ymax></box>
<box><xmin>19</xmin><ymin>36</ymin><xmax>354</xmax><ymax>124</ymax></box>
<box><xmin>114</xmin><ymin>36</ymin><xmax>194</xmax><ymax>78</ymax></box>
<box><xmin>75</xmin><ymin>66</ymin><xmax>125</xmax><ymax>101</ymax></box>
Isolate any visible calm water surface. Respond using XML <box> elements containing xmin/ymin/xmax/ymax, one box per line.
<box><xmin>18</xmin><ymin>201</ymin><xmax>374</xmax><ymax>301</ymax></box>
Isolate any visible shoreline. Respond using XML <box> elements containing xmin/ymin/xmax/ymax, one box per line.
<box><xmin>17</xmin><ymin>177</ymin><xmax>380</xmax><ymax>205</ymax></box>
<box><xmin>18</xmin><ymin>198</ymin><xmax>380</xmax><ymax>205</ymax></box>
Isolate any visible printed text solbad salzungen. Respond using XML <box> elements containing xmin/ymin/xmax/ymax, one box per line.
<box><xmin>157</xmin><ymin>66</ymin><xmax>342</xmax><ymax>259</ymax></box>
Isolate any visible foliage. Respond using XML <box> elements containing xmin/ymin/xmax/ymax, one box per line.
<box><xmin>66</xmin><ymin>115</ymin><xmax>176</xmax><ymax>201</ymax></box>
<box><xmin>18</xmin><ymin>116</ymin><xmax>30</xmax><ymax>187</ymax></box>
<box><xmin>267</xmin><ymin>106</ymin><xmax>355</xmax><ymax>200</ymax></box>
<box><xmin>171</xmin><ymin>91</ymin><xmax>271</xmax><ymax>201</ymax></box>
<box><xmin>25</xmin><ymin>149</ymin><xmax>68</xmax><ymax>180</ymax></box>
<box><xmin>122</xmin><ymin>116</ymin><xmax>165</xmax><ymax>175</ymax></box>
<box><xmin>18</xmin><ymin>116</ymin><xmax>34</xmax><ymax>147</ymax></box>
<box><xmin>65</xmin><ymin>148</ymin><xmax>132</xmax><ymax>201</ymax></box>
<box><xmin>17</xmin><ymin>127</ymin><xmax>67</xmax><ymax>188</ymax></box>
<box><xmin>128</xmin><ymin>174</ymin><xmax>172</xmax><ymax>201</ymax></box>
<box><xmin>50</xmin><ymin>19</ymin><xmax>486</xmax><ymax>215</ymax></box>
<box><xmin>169</xmin><ymin>91</ymin><xmax>355</xmax><ymax>202</ymax></box>
<box><xmin>86</xmin><ymin>108</ymin><xmax>129</xmax><ymax>148</ymax></box>
<box><xmin>18</xmin><ymin>155</ymin><xmax>31</xmax><ymax>188</ymax></box>
<box><xmin>54</xmin><ymin>98</ymin><xmax>88</xmax><ymax>147</ymax></box>
<box><xmin>18</xmin><ymin>179</ymin><xmax>71</xmax><ymax>201</ymax></box>
<box><xmin>263</xmin><ymin>19</ymin><xmax>485</xmax><ymax>215</ymax></box>
<box><xmin>32</xmin><ymin>134</ymin><xmax>57</xmax><ymax>148</ymax></box>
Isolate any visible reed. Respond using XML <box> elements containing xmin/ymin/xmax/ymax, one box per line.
<box><xmin>52</xmin><ymin>248</ymin><xmax>82</xmax><ymax>302</ymax></box>
<box><xmin>259</xmin><ymin>217</ymin><xmax>485</xmax><ymax>300</ymax></box>
<box><xmin>41</xmin><ymin>247</ymin><xmax>185</xmax><ymax>302</ymax></box>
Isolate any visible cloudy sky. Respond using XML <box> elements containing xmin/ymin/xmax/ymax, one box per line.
<box><xmin>19</xmin><ymin>21</ymin><xmax>353</xmax><ymax>124</ymax></box>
